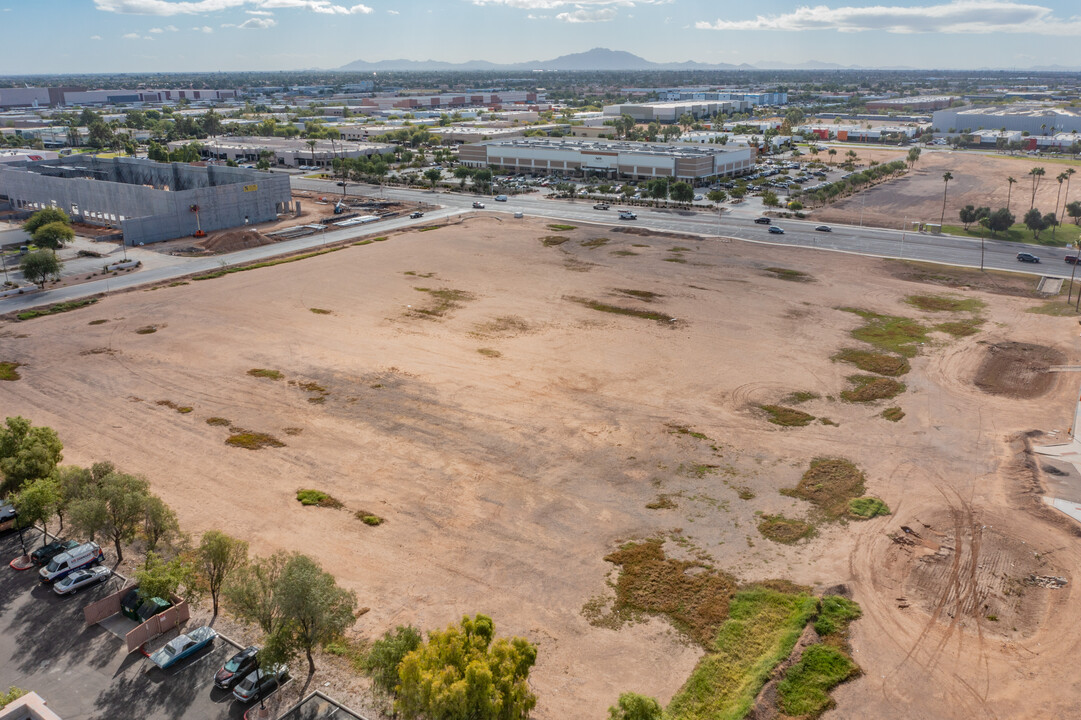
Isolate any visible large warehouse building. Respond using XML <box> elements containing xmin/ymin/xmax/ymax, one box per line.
<box><xmin>932</xmin><ymin>104</ymin><xmax>1081</xmax><ymax>135</ymax></box>
<box><xmin>0</xmin><ymin>157</ymin><xmax>291</xmax><ymax>245</ymax></box>
<box><xmin>459</xmin><ymin>137</ymin><xmax>755</xmax><ymax>182</ymax></box>
<box><xmin>602</xmin><ymin>100</ymin><xmax>749</xmax><ymax>123</ymax></box>
<box><xmin>180</xmin><ymin>136</ymin><xmax>395</xmax><ymax>169</ymax></box>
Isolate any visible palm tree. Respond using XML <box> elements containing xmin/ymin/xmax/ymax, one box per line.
<box><xmin>1006</xmin><ymin>176</ymin><xmax>1017</xmax><ymax>212</ymax></box>
<box><xmin>1066</xmin><ymin>168</ymin><xmax>1077</xmax><ymax>214</ymax></box>
<box><xmin>1029</xmin><ymin>166</ymin><xmax>1045</xmax><ymax>209</ymax></box>
<box><xmin>827</xmin><ymin>148</ymin><xmax>837</xmax><ymax>166</ymax></box>
<box><xmin>940</xmin><ymin>171</ymin><xmax>953</xmax><ymax>226</ymax></box>
<box><xmin>1054</xmin><ymin>172</ymin><xmax>1069</xmax><ymax>236</ymax></box>
<box><xmin>306</xmin><ymin>139</ymin><xmax>317</xmax><ymax>168</ymax></box>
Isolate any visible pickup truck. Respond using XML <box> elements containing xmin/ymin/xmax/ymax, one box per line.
<box><xmin>593</xmin><ymin>203</ymin><xmax>610</xmax><ymax>210</ymax></box>
<box><xmin>618</xmin><ymin>211</ymin><xmax>637</xmax><ymax>220</ymax></box>
<box><xmin>472</xmin><ymin>201</ymin><xmax>485</xmax><ymax>209</ymax></box>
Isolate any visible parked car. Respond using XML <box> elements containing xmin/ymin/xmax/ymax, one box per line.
<box><xmin>618</xmin><ymin>211</ymin><xmax>637</xmax><ymax>220</ymax></box>
<box><xmin>121</xmin><ymin>587</ymin><xmax>174</xmax><ymax>622</ymax></box>
<box><xmin>494</xmin><ymin>195</ymin><xmax>508</xmax><ymax>202</ymax></box>
<box><xmin>31</xmin><ymin>539</ymin><xmax>80</xmax><ymax>567</ymax></box>
<box><xmin>1065</xmin><ymin>255</ymin><xmax>1079</xmax><ymax>264</ymax></box>
<box><xmin>593</xmin><ymin>203</ymin><xmax>610</xmax><ymax>210</ymax></box>
<box><xmin>815</xmin><ymin>225</ymin><xmax>832</xmax><ymax>232</ymax></box>
<box><xmin>409</xmin><ymin>211</ymin><xmax>424</xmax><ymax>219</ymax></box>
<box><xmin>233</xmin><ymin>664</ymin><xmax>289</xmax><ymax>704</ymax></box>
<box><xmin>149</xmin><ymin>627</ymin><xmax>218</xmax><ymax>669</ymax></box>
<box><xmin>754</xmin><ymin>217</ymin><xmax>771</xmax><ymax>225</ymax></box>
<box><xmin>39</xmin><ymin>542</ymin><xmax>104</xmax><ymax>584</ymax></box>
<box><xmin>215</xmin><ymin>646</ymin><xmax>261</xmax><ymax>690</ymax></box>
<box><xmin>768</xmin><ymin>226</ymin><xmax>785</xmax><ymax>234</ymax></box>
<box><xmin>0</xmin><ymin>500</ymin><xmax>15</xmax><ymax>523</ymax></box>
<box><xmin>1017</xmin><ymin>252</ymin><xmax>1041</xmax><ymax>263</ymax></box>
<box><xmin>513</xmin><ymin>212</ymin><xmax>524</xmax><ymax>218</ymax></box>
<box><xmin>53</xmin><ymin>566</ymin><xmax>111</xmax><ymax>596</ymax></box>
<box><xmin>472</xmin><ymin>202</ymin><xmax>485</xmax><ymax>209</ymax></box>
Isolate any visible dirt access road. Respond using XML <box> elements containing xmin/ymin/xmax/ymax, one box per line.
<box><xmin>2</xmin><ymin>216</ymin><xmax>1080</xmax><ymax>719</ymax></box>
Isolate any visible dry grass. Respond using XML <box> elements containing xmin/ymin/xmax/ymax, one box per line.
<box><xmin>226</xmin><ymin>430</ymin><xmax>286</xmax><ymax>450</ymax></box>
<box><xmin>614</xmin><ymin>288</ymin><xmax>663</xmax><ymax>302</ymax></box>
<box><xmin>88</xmin><ymin>319</ymin><xmax>108</xmax><ymax>325</ymax></box>
<box><xmin>477</xmin><ymin>348</ymin><xmax>502</xmax><ymax>358</ymax></box>
<box><xmin>248</xmin><ymin>368</ymin><xmax>284</xmax><ymax>381</ymax></box>
<box><xmin>787</xmin><ymin>458</ymin><xmax>866</xmax><ymax>520</ymax></box>
<box><xmin>0</xmin><ymin>362</ymin><xmax>21</xmax><ymax>381</ymax></box>
<box><xmin>881</xmin><ymin>406</ymin><xmax>905</xmax><ymax>422</ymax></box>
<box><xmin>783</xmin><ymin>391</ymin><xmax>820</xmax><ymax>404</ymax></box>
<box><xmin>134</xmin><ymin>325</ymin><xmax>159</xmax><ymax>335</ymax></box>
<box><xmin>567</xmin><ymin>296</ymin><xmax>679</xmax><ymax>326</ymax></box>
<box><xmin>757</xmin><ymin>515</ymin><xmax>815</xmax><ymax>543</ymax></box>
<box><xmin>309</xmin><ymin>307</ymin><xmax>332</xmax><ymax>315</ymax></box>
<box><xmin>205</xmin><ymin>417</ymin><xmax>231</xmax><ymax>426</ymax></box>
<box><xmin>905</xmin><ymin>294</ymin><xmax>985</xmax><ymax>313</ymax></box>
<box><xmin>832</xmin><ymin>348</ymin><xmax>910</xmax><ymax>377</ymax></box>
<box><xmin>410</xmin><ymin>287</ymin><xmax>476</xmax><ymax>318</ymax></box>
<box><xmin>580</xmin><ymin>238</ymin><xmax>610</xmax><ymax>249</ymax></box>
<box><xmin>472</xmin><ymin>315</ymin><xmax>531</xmax><ymax>338</ymax></box>
<box><xmin>841</xmin><ymin>375</ymin><xmax>906</xmax><ymax>403</ymax></box>
<box><xmin>541</xmin><ymin>235</ymin><xmax>570</xmax><ymax>247</ymax></box>
<box><xmin>764</xmin><ymin>267</ymin><xmax>814</xmax><ymax>282</ymax></box>
<box><xmin>759</xmin><ymin>405</ymin><xmax>816</xmax><ymax>427</ymax></box>
<box><xmin>156</xmin><ymin>400</ymin><xmax>193</xmax><ymax>414</ymax></box>
<box><xmin>646</xmin><ymin>495</ymin><xmax>677</xmax><ymax>510</ymax></box>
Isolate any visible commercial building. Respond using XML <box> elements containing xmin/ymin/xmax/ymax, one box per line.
<box><xmin>178</xmin><ymin>136</ymin><xmax>394</xmax><ymax>169</ymax></box>
<box><xmin>458</xmin><ymin>137</ymin><xmax>754</xmax><ymax>182</ymax></box>
<box><xmin>0</xmin><ymin>157</ymin><xmax>291</xmax><ymax>245</ymax></box>
<box><xmin>602</xmin><ymin>100</ymin><xmax>749</xmax><ymax>123</ymax></box>
<box><xmin>659</xmin><ymin>90</ymin><xmax>788</xmax><ymax>106</ymax></box>
<box><xmin>932</xmin><ymin>104</ymin><xmax>1081</xmax><ymax>135</ymax></box>
<box><xmin>359</xmin><ymin>91</ymin><xmax>544</xmax><ymax>112</ymax></box>
<box><xmin>865</xmin><ymin>95</ymin><xmax>954</xmax><ymax>111</ymax></box>
<box><xmin>0</xmin><ymin>87</ymin><xmax>236</xmax><ymax>108</ymax></box>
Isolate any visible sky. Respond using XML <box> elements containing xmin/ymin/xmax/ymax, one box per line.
<box><xmin>1</xmin><ymin>0</ymin><xmax>1080</xmax><ymax>74</ymax></box>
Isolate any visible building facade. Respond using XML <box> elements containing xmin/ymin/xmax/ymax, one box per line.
<box><xmin>180</xmin><ymin>136</ymin><xmax>394</xmax><ymax>168</ymax></box>
<box><xmin>932</xmin><ymin>105</ymin><xmax>1081</xmax><ymax>135</ymax></box>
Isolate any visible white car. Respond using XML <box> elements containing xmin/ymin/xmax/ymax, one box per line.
<box><xmin>53</xmin><ymin>566</ymin><xmax>111</xmax><ymax>595</ymax></box>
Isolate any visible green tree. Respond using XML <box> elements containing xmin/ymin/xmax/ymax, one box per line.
<box><xmin>142</xmin><ymin>494</ymin><xmax>180</xmax><ymax>557</ymax></box>
<box><xmin>87</xmin><ymin>120</ymin><xmax>115</xmax><ymax>149</ymax></box>
<box><xmin>621</xmin><ymin>184</ymin><xmax>636</xmax><ymax>198</ymax></box>
<box><xmin>646</xmin><ymin>178</ymin><xmax>669</xmax><ymax>200</ymax></box>
<box><xmin>0</xmin><ymin>687</ymin><xmax>27</xmax><ymax>706</ymax></box>
<box><xmin>224</xmin><ymin>551</ymin><xmax>289</xmax><ymax>635</ymax></box>
<box><xmin>197</xmin><ymin>530</ymin><xmax>249</xmax><ymax>619</ymax></box>
<box><xmin>988</xmin><ymin>208</ymin><xmax>1015</xmax><ymax>236</ymax></box>
<box><xmin>939</xmin><ymin>171</ymin><xmax>954</xmax><ymax>226</ymax></box>
<box><xmin>19</xmin><ymin>251</ymin><xmax>62</xmax><ymax>289</ymax></box>
<box><xmin>0</xmin><ymin>417</ymin><xmax>63</xmax><ymax>496</ymax></box>
<box><xmin>135</xmin><ymin>550</ymin><xmax>196</xmax><ymax>600</ymax></box>
<box><xmin>608</xmin><ymin>692</ymin><xmax>662</xmax><ymax>720</ymax></box>
<box><xmin>453</xmin><ymin>166</ymin><xmax>473</xmax><ymax>190</ymax></box>
<box><xmin>68</xmin><ymin>470</ymin><xmax>149</xmax><ymax>562</ymax></box>
<box><xmin>13</xmin><ymin>476</ymin><xmax>61</xmax><ymax>548</ymax></box>
<box><xmin>1067</xmin><ymin>200</ymin><xmax>1081</xmax><ymax>225</ymax></box>
<box><xmin>761</xmin><ymin>190</ymin><xmax>780</xmax><ymax>208</ymax></box>
<box><xmin>51</xmin><ymin>465</ymin><xmax>92</xmax><ymax>533</ymax></box>
<box><xmin>1029</xmin><ymin>166</ymin><xmax>1045</xmax><ymax>209</ymax></box>
<box><xmin>959</xmin><ymin>205</ymin><xmax>977</xmax><ymax>230</ymax></box>
<box><xmin>706</xmin><ymin>189</ymin><xmax>727</xmax><ymax>204</ymax></box>
<box><xmin>32</xmin><ymin>222</ymin><xmax>74</xmax><ymax>252</ymax></box>
<box><xmin>364</xmin><ymin>625</ymin><xmax>422</xmax><ymax>695</ymax></box>
<box><xmin>1024</xmin><ymin>207</ymin><xmax>1049</xmax><ymax>239</ymax></box>
<box><xmin>23</xmin><ymin>207</ymin><xmax>71</xmax><ymax>235</ymax></box>
<box><xmin>424</xmin><ymin>168</ymin><xmax>442</xmax><ymax>190</ymax></box>
<box><xmin>906</xmin><ymin>147</ymin><xmax>921</xmax><ymax>169</ymax></box>
<box><xmin>397</xmin><ymin>614</ymin><xmax>537</xmax><ymax>720</ymax></box>
<box><xmin>670</xmin><ymin>181</ymin><xmax>694</xmax><ymax>204</ymax></box>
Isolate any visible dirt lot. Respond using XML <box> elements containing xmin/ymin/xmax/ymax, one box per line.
<box><xmin>816</xmin><ymin>149</ymin><xmax>1081</xmax><ymax>230</ymax></box>
<box><xmin>3</xmin><ymin>216</ymin><xmax>1081</xmax><ymax>719</ymax></box>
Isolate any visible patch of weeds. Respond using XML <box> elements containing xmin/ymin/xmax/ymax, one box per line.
<box><xmin>986</xmin><ymin>614</ymin><xmax>999</xmax><ymax>622</ymax></box>
<box><xmin>0</xmin><ymin>362</ymin><xmax>21</xmax><ymax>381</ymax></box>
<box><xmin>410</xmin><ymin>287</ymin><xmax>476</xmax><ymax>318</ymax></box>
<box><xmin>814</xmin><ymin>595</ymin><xmax>862</xmax><ymax>638</ymax></box>
<box><xmin>283</xmin><ymin>427</ymin><xmax>303</xmax><ymax>436</ymax></box>
<box><xmin>134</xmin><ymin>325</ymin><xmax>159</xmax><ymax>335</ymax></box>
<box><xmin>787</xmin><ymin>458</ymin><xmax>866</xmax><ymax>520</ymax></box>
<box><xmin>16</xmin><ymin>297</ymin><xmax>99</xmax><ymax>321</ymax></box>
<box><xmin>610</xmin><ymin>250</ymin><xmax>639</xmax><ymax>256</ymax></box>
<box><xmin>765</xmin><ymin>267</ymin><xmax>813</xmax><ymax>282</ymax></box>
<box><xmin>309</xmin><ymin>307</ymin><xmax>332</xmax><ymax>315</ymax></box>
<box><xmin>686</xmin><ymin>464</ymin><xmax>719</xmax><ymax>478</ymax></box>
<box><xmin>668</xmin><ymin>424</ymin><xmax>710</xmax><ymax>440</ymax></box>
<box><xmin>308</xmin><ymin>396</ymin><xmax>326</xmax><ymax>405</ymax></box>
<box><xmin>646</xmin><ymin>495</ymin><xmax>677</xmax><ymax>510</ymax></box>
<box><xmin>759</xmin><ymin>405</ymin><xmax>815</xmax><ymax>427</ymax></box>
<box><xmin>472</xmin><ymin>315</ymin><xmax>531</xmax><ymax>337</ymax></box>
<box><xmin>156</xmin><ymin>400</ymin><xmax>193</xmax><ymax>413</ymax></box>
<box><xmin>88</xmin><ymin>319</ymin><xmax>108</xmax><ymax>325</ymax></box>
<box><xmin>663</xmin><ymin>257</ymin><xmax>688</xmax><ymax>264</ymax></box>
<box><xmin>777</xmin><ymin>644</ymin><xmax>859</xmax><ymax>718</ymax></box>
<box><xmin>935</xmin><ymin>318</ymin><xmax>984</xmax><ymax>337</ymax></box>
<box><xmin>832</xmin><ymin>348</ymin><xmax>910</xmax><ymax>377</ymax></box>
<box><xmin>403</xmin><ymin>271</ymin><xmax>435</xmax><ymax>278</ymax></box>
<box><xmin>615</xmin><ymin>289</ymin><xmax>662</xmax><ymax>302</ymax></box>
<box><xmin>417</xmin><ymin>225</ymin><xmax>443</xmax><ymax>232</ymax></box>
<box><xmin>881</xmin><ymin>406</ymin><xmax>905</xmax><ymax>422</ymax></box>
<box><xmin>757</xmin><ymin>515</ymin><xmax>815</xmax><ymax>543</ymax></box>
<box><xmin>248</xmin><ymin>368</ymin><xmax>283</xmax><ymax>381</ymax></box>
<box><xmin>296</xmin><ymin>489</ymin><xmax>344</xmax><ymax>508</ymax></box>
<box><xmin>735</xmin><ymin>487</ymin><xmax>756</xmax><ymax>500</ymax></box>
<box><xmin>905</xmin><ymin>294</ymin><xmax>985</xmax><ymax>313</ymax></box>
<box><xmin>632</xmin><ymin>243</ymin><xmax>650</xmax><ymax>248</ymax></box>
<box><xmin>192</xmin><ymin>247</ymin><xmax>345</xmax><ymax>280</ymax></box>
<box><xmin>563</xmin><ymin>257</ymin><xmax>595</xmax><ymax>272</ymax></box>
<box><xmin>848</xmin><ymin>497</ymin><xmax>891</xmax><ymax>519</ymax></box>
<box><xmin>839</xmin><ymin>308</ymin><xmax>929</xmax><ymax>358</ymax></box>
<box><xmin>784</xmin><ymin>391</ymin><xmax>820</xmax><ymax>404</ymax></box>
<box><xmin>476</xmin><ymin>347</ymin><xmax>502</xmax><ymax>358</ymax></box>
<box><xmin>356</xmin><ymin>511</ymin><xmax>384</xmax><ymax>526</ymax></box>
<box><xmin>548</xmin><ymin>224</ymin><xmax>577</xmax><ymax>231</ymax></box>
<box><xmin>841</xmin><ymin>375</ymin><xmax>906</xmax><ymax>403</ymax></box>
<box><xmin>541</xmin><ymin>235</ymin><xmax>570</xmax><ymax>246</ymax></box>
<box><xmin>226</xmin><ymin>430</ymin><xmax>285</xmax><ymax>450</ymax></box>
<box><xmin>580</xmin><ymin>237</ymin><xmax>609</xmax><ymax>248</ymax></box>
<box><xmin>205</xmin><ymin>417</ymin><xmax>231</xmax><ymax>426</ymax></box>
<box><xmin>1027</xmin><ymin>301</ymin><xmax>1078</xmax><ymax>316</ymax></box>
<box><xmin>567</xmin><ymin>296</ymin><xmax>678</xmax><ymax>326</ymax></box>
<box><xmin>670</xmin><ymin>246</ymin><xmax>693</xmax><ymax>253</ymax></box>
<box><xmin>818</xmin><ymin>418</ymin><xmax>838</xmax><ymax>426</ymax></box>
<box><xmin>299</xmin><ymin>381</ymin><xmax>326</xmax><ymax>394</ymax></box>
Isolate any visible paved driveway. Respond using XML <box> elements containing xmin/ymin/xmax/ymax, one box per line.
<box><xmin>0</xmin><ymin>530</ymin><xmax>249</xmax><ymax>720</ymax></box>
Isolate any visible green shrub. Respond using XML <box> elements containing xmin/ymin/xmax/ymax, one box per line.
<box><xmin>296</xmin><ymin>489</ymin><xmax>343</xmax><ymax>508</ymax></box>
<box><xmin>813</xmin><ymin>595</ymin><xmax>862</xmax><ymax>637</ymax></box>
<box><xmin>848</xmin><ymin>497</ymin><xmax>890</xmax><ymax>519</ymax></box>
<box><xmin>777</xmin><ymin>644</ymin><xmax>859</xmax><ymax>717</ymax></box>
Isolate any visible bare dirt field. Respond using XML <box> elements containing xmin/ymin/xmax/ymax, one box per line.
<box><xmin>816</xmin><ymin>149</ymin><xmax>1081</xmax><ymax>231</ymax></box>
<box><xmin>3</xmin><ymin>216</ymin><xmax>1081</xmax><ymax>719</ymax></box>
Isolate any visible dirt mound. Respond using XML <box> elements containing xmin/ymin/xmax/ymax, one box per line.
<box><xmin>612</xmin><ymin>226</ymin><xmax>702</xmax><ymax>241</ymax></box>
<box><xmin>196</xmin><ymin>229</ymin><xmax>274</xmax><ymax>253</ymax></box>
<box><xmin>973</xmin><ymin>341</ymin><xmax>1064</xmax><ymax>398</ymax></box>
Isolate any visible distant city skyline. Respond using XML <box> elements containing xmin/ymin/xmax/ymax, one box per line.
<box><xmin>1</xmin><ymin>0</ymin><xmax>1080</xmax><ymax>74</ymax></box>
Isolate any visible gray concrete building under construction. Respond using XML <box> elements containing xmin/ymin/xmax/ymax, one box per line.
<box><xmin>0</xmin><ymin>157</ymin><xmax>291</xmax><ymax>245</ymax></box>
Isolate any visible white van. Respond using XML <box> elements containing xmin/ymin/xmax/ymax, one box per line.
<box><xmin>39</xmin><ymin>542</ymin><xmax>104</xmax><ymax>584</ymax></box>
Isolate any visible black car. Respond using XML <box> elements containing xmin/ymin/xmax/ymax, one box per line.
<box><xmin>215</xmin><ymin>645</ymin><xmax>261</xmax><ymax>690</ymax></box>
<box><xmin>1065</xmin><ymin>255</ymin><xmax>1079</xmax><ymax>264</ymax></box>
<box><xmin>410</xmin><ymin>211</ymin><xmax>424</xmax><ymax>219</ymax></box>
<box><xmin>1017</xmin><ymin>252</ymin><xmax>1041</xmax><ymax>263</ymax></box>
<box><xmin>753</xmin><ymin>217</ymin><xmax>771</xmax><ymax>225</ymax></box>
<box><xmin>31</xmin><ymin>539</ymin><xmax>80</xmax><ymax>567</ymax></box>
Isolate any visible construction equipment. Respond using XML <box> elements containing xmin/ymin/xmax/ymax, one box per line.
<box><xmin>189</xmin><ymin>204</ymin><xmax>206</xmax><ymax>238</ymax></box>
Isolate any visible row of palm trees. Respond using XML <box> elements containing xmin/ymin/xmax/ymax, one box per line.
<box><xmin>939</xmin><ymin>166</ymin><xmax>1077</xmax><ymax>233</ymax></box>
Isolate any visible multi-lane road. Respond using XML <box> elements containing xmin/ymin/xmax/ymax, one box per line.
<box><xmin>1</xmin><ymin>176</ymin><xmax>1073</xmax><ymax>314</ymax></box>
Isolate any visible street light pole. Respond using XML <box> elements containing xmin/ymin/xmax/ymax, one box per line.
<box><xmin>1069</xmin><ymin>240</ymin><xmax>1079</xmax><ymax>304</ymax></box>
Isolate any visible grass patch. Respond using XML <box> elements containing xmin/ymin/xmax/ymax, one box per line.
<box><xmin>580</xmin><ymin>237</ymin><xmax>609</xmax><ymax>248</ymax></box>
<box><xmin>777</xmin><ymin>644</ymin><xmax>859</xmax><ymax>718</ymax></box>
<box><xmin>818</xmin><ymin>417</ymin><xmax>838</xmax><ymax>426</ymax></box>
<box><xmin>840</xmin><ymin>308</ymin><xmax>929</xmax><ymax>358</ymax></box>
<box><xmin>403</xmin><ymin>271</ymin><xmax>435</xmax><ymax>278</ymax></box>
<box><xmin>548</xmin><ymin>224</ymin><xmax>577</xmax><ymax>231</ymax></box>
<box><xmin>417</xmin><ymin>225</ymin><xmax>443</xmax><ymax>232</ymax></box>
<box><xmin>309</xmin><ymin>307</ymin><xmax>332</xmax><ymax>315</ymax></box>
<box><xmin>941</xmin><ymin>221</ymin><xmax>1081</xmax><ymax>248</ymax></box>
<box><xmin>832</xmin><ymin>348</ymin><xmax>909</xmax><ymax>377</ymax></box>
<box><xmin>298</xmin><ymin>381</ymin><xmax>325</xmax><ymax>393</ymax></box>
<box><xmin>615</xmin><ymin>288</ymin><xmax>662</xmax><ymax>302</ymax></box>
<box><xmin>567</xmin><ymin>296</ymin><xmax>677</xmax><ymax>325</ymax></box>
<box><xmin>667</xmin><ymin>588</ymin><xmax>818</xmax><ymax>720</ymax></box>
<box><xmin>841</xmin><ymin>375</ymin><xmax>906</xmax><ymax>403</ymax></box>
<box><xmin>1027</xmin><ymin>300</ymin><xmax>1079</xmax><ymax>316</ymax></box>
<box><xmin>410</xmin><ymin>287</ymin><xmax>476</xmax><ymax>318</ymax></box>
<box><xmin>248</xmin><ymin>368</ymin><xmax>283</xmax><ymax>381</ymax></box>
<box><xmin>759</xmin><ymin>405</ymin><xmax>815</xmax><ymax>427</ymax></box>
<box><xmin>88</xmin><ymin>319</ymin><xmax>109</xmax><ymax>325</ymax></box>
<box><xmin>226</xmin><ymin>430</ymin><xmax>285</xmax><ymax>450</ymax></box>
<box><xmin>764</xmin><ymin>267</ymin><xmax>813</xmax><ymax>282</ymax></box>
<box><xmin>603</xmin><ymin>539</ymin><xmax>738</xmax><ymax>646</ymax></box>
<box><xmin>296</xmin><ymin>489</ymin><xmax>344</xmax><ymax>508</ymax></box>
<box><xmin>191</xmin><ymin>247</ymin><xmax>345</xmax><ymax>280</ymax></box>
<box><xmin>735</xmin><ymin>486</ymin><xmax>755</xmax><ymax>500</ymax></box>
<box><xmin>477</xmin><ymin>347</ymin><xmax>502</xmax><ymax>358</ymax></box>
<box><xmin>155</xmin><ymin>400</ymin><xmax>193</xmax><ymax>413</ymax></box>
<box><xmin>541</xmin><ymin>235</ymin><xmax>570</xmax><ymax>246</ymax></box>
<box><xmin>0</xmin><ymin>362</ymin><xmax>21</xmax><ymax>381</ymax></box>
<box><xmin>881</xmin><ymin>406</ymin><xmax>905</xmax><ymax>422</ymax></box>
<box><xmin>646</xmin><ymin>495</ymin><xmax>677</xmax><ymax>509</ymax></box>
<box><xmin>783</xmin><ymin>391</ymin><xmax>820</xmax><ymax>404</ymax></box>
<box><xmin>472</xmin><ymin>315</ymin><xmax>531</xmax><ymax>337</ymax></box>
<box><xmin>663</xmin><ymin>257</ymin><xmax>688</xmax><ymax>263</ymax></box>
<box><xmin>610</xmin><ymin>250</ymin><xmax>639</xmax><ymax>256</ymax></box>
<box><xmin>905</xmin><ymin>294</ymin><xmax>985</xmax><ymax>313</ymax></box>
<box><xmin>356</xmin><ymin>511</ymin><xmax>384</xmax><ymax>526</ymax></box>
<box><xmin>757</xmin><ymin>515</ymin><xmax>815</xmax><ymax>544</ymax></box>
<box><xmin>134</xmin><ymin>325</ymin><xmax>159</xmax><ymax>335</ymax></box>
<box><xmin>787</xmin><ymin>458</ymin><xmax>866</xmax><ymax>520</ymax></box>
<box><xmin>283</xmin><ymin>427</ymin><xmax>303</xmax><ymax>436</ymax></box>
<box><xmin>848</xmin><ymin>497</ymin><xmax>891</xmax><ymax>519</ymax></box>
<box><xmin>16</xmin><ymin>297</ymin><xmax>99</xmax><ymax>321</ymax></box>
<box><xmin>935</xmin><ymin>318</ymin><xmax>984</xmax><ymax>337</ymax></box>
<box><xmin>667</xmin><ymin>424</ymin><xmax>710</xmax><ymax>440</ymax></box>
<box><xmin>205</xmin><ymin>417</ymin><xmax>231</xmax><ymax>426</ymax></box>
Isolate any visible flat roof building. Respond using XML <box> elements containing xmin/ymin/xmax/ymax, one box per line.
<box><xmin>602</xmin><ymin>100</ymin><xmax>749</xmax><ymax>123</ymax></box>
<box><xmin>0</xmin><ymin>157</ymin><xmax>291</xmax><ymax>245</ymax></box>
<box><xmin>458</xmin><ymin>137</ymin><xmax>754</xmax><ymax>182</ymax></box>
<box><xmin>865</xmin><ymin>95</ymin><xmax>954</xmax><ymax>111</ymax></box>
<box><xmin>180</xmin><ymin>136</ymin><xmax>394</xmax><ymax>169</ymax></box>
<box><xmin>933</xmin><ymin>104</ymin><xmax>1081</xmax><ymax>135</ymax></box>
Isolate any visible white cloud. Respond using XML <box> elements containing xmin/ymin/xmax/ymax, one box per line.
<box><xmin>149</xmin><ymin>25</ymin><xmax>164</xmax><ymax>31</ymax></box>
<box><xmin>695</xmin><ymin>1</ymin><xmax>1081</xmax><ymax>36</ymax></box>
<box><xmin>122</xmin><ymin>31</ymin><xmax>141</xmax><ymax>37</ymax></box>
<box><xmin>556</xmin><ymin>7</ymin><xmax>617</xmax><ymax>22</ymax></box>
<box><xmin>387</xmin><ymin>8</ymin><xmax>398</xmax><ymax>14</ymax></box>
<box><xmin>95</xmin><ymin>0</ymin><xmax>372</xmax><ymax>15</ymax></box>
<box><xmin>245</xmin><ymin>8</ymin><xmax>273</xmax><ymax>13</ymax></box>
<box><xmin>165</xmin><ymin>23</ymin><xmax>179</xmax><ymax>29</ymax></box>
<box><xmin>193</xmin><ymin>24</ymin><xmax>214</xmax><ymax>31</ymax></box>
<box><xmin>90</xmin><ymin>34</ymin><xmax>103</xmax><ymax>39</ymax></box>
<box><xmin>239</xmin><ymin>15</ymin><xmax>276</xmax><ymax>27</ymax></box>
<box><xmin>472</xmin><ymin>0</ymin><xmax>653</xmax><ymax>7</ymax></box>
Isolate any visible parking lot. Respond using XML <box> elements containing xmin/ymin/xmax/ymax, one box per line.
<box><xmin>0</xmin><ymin>530</ymin><xmax>249</xmax><ymax>720</ymax></box>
